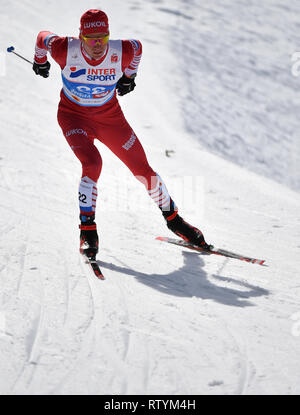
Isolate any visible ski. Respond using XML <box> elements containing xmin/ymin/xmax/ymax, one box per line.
<box><xmin>82</xmin><ymin>254</ymin><xmax>105</xmax><ymax>279</ymax></box>
<box><xmin>156</xmin><ymin>236</ymin><xmax>266</xmax><ymax>266</ymax></box>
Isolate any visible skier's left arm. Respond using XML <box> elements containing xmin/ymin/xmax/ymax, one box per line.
<box><xmin>116</xmin><ymin>40</ymin><xmax>142</xmax><ymax>96</ymax></box>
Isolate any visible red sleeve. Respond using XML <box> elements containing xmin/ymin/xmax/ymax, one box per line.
<box><xmin>121</xmin><ymin>40</ymin><xmax>142</xmax><ymax>77</ymax></box>
<box><xmin>34</xmin><ymin>31</ymin><xmax>68</xmax><ymax>69</ymax></box>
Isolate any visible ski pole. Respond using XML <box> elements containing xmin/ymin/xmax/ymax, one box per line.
<box><xmin>7</xmin><ymin>46</ymin><xmax>33</xmax><ymax>65</ymax></box>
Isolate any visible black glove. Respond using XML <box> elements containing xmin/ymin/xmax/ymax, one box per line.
<box><xmin>116</xmin><ymin>73</ymin><xmax>136</xmax><ymax>96</ymax></box>
<box><xmin>32</xmin><ymin>61</ymin><xmax>51</xmax><ymax>78</ymax></box>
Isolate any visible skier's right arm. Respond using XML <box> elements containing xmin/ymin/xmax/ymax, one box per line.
<box><xmin>33</xmin><ymin>31</ymin><xmax>68</xmax><ymax>77</ymax></box>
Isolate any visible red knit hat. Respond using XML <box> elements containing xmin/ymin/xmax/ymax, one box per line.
<box><xmin>80</xmin><ymin>9</ymin><xmax>109</xmax><ymax>35</ymax></box>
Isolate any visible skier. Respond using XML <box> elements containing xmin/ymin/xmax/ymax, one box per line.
<box><xmin>33</xmin><ymin>9</ymin><xmax>209</xmax><ymax>259</ymax></box>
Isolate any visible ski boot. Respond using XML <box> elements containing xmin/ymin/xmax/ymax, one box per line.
<box><xmin>162</xmin><ymin>201</ymin><xmax>211</xmax><ymax>249</ymax></box>
<box><xmin>79</xmin><ymin>214</ymin><xmax>99</xmax><ymax>259</ymax></box>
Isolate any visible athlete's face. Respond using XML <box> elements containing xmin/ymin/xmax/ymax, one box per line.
<box><xmin>80</xmin><ymin>32</ymin><xmax>109</xmax><ymax>60</ymax></box>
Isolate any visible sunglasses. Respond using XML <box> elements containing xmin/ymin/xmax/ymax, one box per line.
<box><xmin>81</xmin><ymin>33</ymin><xmax>110</xmax><ymax>47</ymax></box>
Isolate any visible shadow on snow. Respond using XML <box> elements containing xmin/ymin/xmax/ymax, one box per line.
<box><xmin>98</xmin><ymin>250</ymin><xmax>269</xmax><ymax>307</ymax></box>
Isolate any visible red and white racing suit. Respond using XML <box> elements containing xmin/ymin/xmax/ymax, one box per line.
<box><xmin>34</xmin><ymin>32</ymin><xmax>173</xmax><ymax>218</ymax></box>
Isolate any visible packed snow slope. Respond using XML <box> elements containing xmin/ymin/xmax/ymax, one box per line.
<box><xmin>1</xmin><ymin>0</ymin><xmax>300</xmax><ymax>395</ymax></box>
<box><xmin>177</xmin><ymin>0</ymin><xmax>300</xmax><ymax>192</ymax></box>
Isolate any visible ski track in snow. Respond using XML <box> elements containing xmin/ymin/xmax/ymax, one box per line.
<box><xmin>0</xmin><ymin>0</ymin><xmax>300</xmax><ymax>395</ymax></box>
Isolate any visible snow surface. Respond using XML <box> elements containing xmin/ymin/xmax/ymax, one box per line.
<box><xmin>0</xmin><ymin>0</ymin><xmax>300</xmax><ymax>395</ymax></box>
